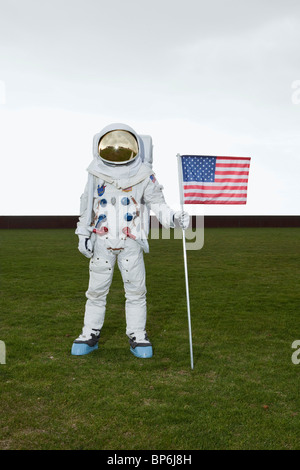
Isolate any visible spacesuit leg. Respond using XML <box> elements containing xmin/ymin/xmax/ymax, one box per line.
<box><xmin>84</xmin><ymin>251</ymin><xmax>116</xmax><ymax>327</ymax></box>
<box><xmin>117</xmin><ymin>238</ymin><xmax>153</xmax><ymax>358</ymax></box>
<box><xmin>71</xmin><ymin>241</ymin><xmax>116</xmax><ymax>355</ymax></box>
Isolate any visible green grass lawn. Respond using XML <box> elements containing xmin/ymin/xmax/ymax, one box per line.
<box><xmin>0</xmin><ymin>227</ymin><xmax>299</xmax><ymax>450</ymax></box>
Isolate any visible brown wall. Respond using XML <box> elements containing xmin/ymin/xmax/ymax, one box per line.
<box><xmin>0</xmin><ymin>215</ymin><xmax>299</xmax><ymax>229</ymax></box>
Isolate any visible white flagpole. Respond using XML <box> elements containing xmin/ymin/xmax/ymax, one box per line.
<box><xmin>177</xmin><ymin>154</ymin><xmax>194</xmax><ymax>370</ymax></box>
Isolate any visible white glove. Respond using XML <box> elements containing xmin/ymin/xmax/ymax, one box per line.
<box><xmin>174</xmin><ymin>211</ymin><xmax>190</xmax><ymax>230</ymax></box>
<box><xmin>78</xmin><ymin>235</ymin><xmax>93</xmax><ymax>258</ymax></box>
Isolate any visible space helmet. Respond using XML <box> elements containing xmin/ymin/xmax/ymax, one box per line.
<box><xmin>98</xmin><ymin>129</ymin><xmax>139</xmax><ymax>165</ymax></box>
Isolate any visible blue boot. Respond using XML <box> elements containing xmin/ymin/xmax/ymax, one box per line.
<box><xmin>129</xmin><ymin>333</ymin><xmax>153</xmax><ymax>359</ymax></box>
<box><xmin>71</xmin><ymin>342</ymin><xmax>98</xmax><ymax>356</ymax></box>
<box><xmin>71</xmin><ymin>330</ymin><xmax>100</xmax><ymax>356</ymax></box>
<box><xmin>130</xmin><ymin>345</ymin><xmax>153</xmax><ymax>358</ymax></box>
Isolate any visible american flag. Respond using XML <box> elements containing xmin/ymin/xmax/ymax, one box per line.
<box><xmin>180</xmin><ymin>155</ymin><xmax>251</xmax><ymax>204</ymax></box>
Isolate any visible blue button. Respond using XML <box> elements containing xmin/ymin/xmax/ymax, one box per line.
<box><xmin>124</xmin><ymin>213</ymin><xmax>133</xmax><ymax>222</ymax></box>
<box><xmin>121</xmin><ymin>197</ymin><xmax>130</xmax><ymax>206</ymax></box>
<box><xmin>100</xmin><ymin>199</ymin><xmax>107</xmax><ymax>207</ymax></box>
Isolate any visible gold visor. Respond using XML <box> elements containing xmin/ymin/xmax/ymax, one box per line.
<box><xmin>98</xmin><ymin>130</ymin><xmax>139</xmax><ymax>164</ymax></box>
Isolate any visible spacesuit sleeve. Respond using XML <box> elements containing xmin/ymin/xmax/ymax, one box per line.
<box><xmin>143</xmin><ymin>175</ymin><xmax>175</xmax><ymax>229</ymax></box>
<box><xmin>75</xmin><ymin>181</ymin><xmax>93</xmax><ymax>237</ymax></box>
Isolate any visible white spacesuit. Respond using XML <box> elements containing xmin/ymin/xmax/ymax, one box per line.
<box><xmin>71</xmin><ymin>123</ymin><xmax>189</xmax><ymax>358</ymax></box>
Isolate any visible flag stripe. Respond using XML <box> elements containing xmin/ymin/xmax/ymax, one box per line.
<box><xmin>184</xmin><ymin>193</ymin><xmax>247</xmax><ymax>198</ymax></box>
<box><xmin>215</xmin><ymin>170</ymin><xmax>249</xmax><ymax>175</ymax></box>
<box><xmin>184</xmin><ymin>200</ymin><xmax>247</xmax><ymax>204</ymax></box>
<box><xmin>216</xmin><ymin>160</ymin><xmax>250</xmax><ymax>165</ymax></box>
<box><xmin>214</xmin><ymin>178</ymin><xmax>249</xmax><ymax>183</ymax></box>
<box><xmin>215</xmin><ymin>163</ymin><xmax>250</xmax><ymax>168</ymax></box>
<box><xmin>187</xmin><ymin>195</ymin><xmax>247</xmax><ymax>201</ymax></box>
<box><xmin>184</xmin><ymin>185</ymin><xmax>248</xmax><ymax>190</ymax></box>
<box><xmin>213</xmin><ymin>156</ymin><xmax>250</xmax><ymax>160</ymax></box>
<box><xmin>184</xmin><ymin>191</ymin><xmax>247</xmax><ymax>195</ymax></box>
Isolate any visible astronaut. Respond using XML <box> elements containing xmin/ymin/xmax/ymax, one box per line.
<box><xmin>71</xmin><ymin>123</ymin><xmax>189</xmax><ymax>358</ymax></box>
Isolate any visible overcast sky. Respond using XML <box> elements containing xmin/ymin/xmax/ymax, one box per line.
<box><xmin>0</xmin><ymin>0</ymin><xmax>299</xmax><ymax>215</ymax></box>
